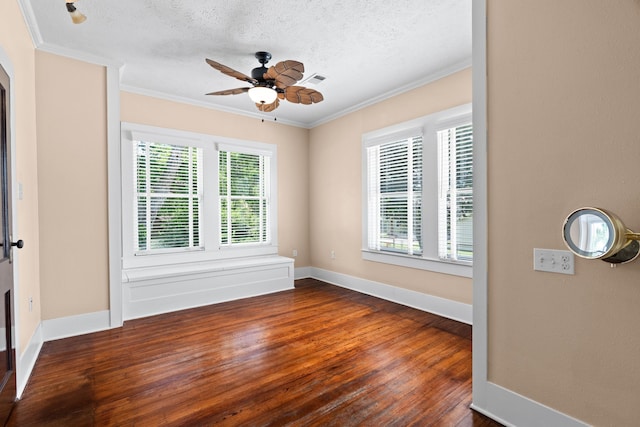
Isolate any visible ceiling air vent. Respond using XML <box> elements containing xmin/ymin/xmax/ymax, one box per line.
<box><xmin>302</xmin><ymin>73</ymin><xmax>326</xmax><ymax>86</ymax></box>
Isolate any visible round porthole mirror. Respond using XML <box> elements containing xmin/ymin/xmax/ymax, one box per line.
<box><xmin>562</xmin><ymin>207</ymin><xmax>640</xmax><ymax>264</ymax></box>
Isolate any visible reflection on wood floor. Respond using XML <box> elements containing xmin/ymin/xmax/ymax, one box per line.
<box><xmin>8</xmin><ymin>278</ymin><xmax>502</xmax><ymax>426</ymax></box>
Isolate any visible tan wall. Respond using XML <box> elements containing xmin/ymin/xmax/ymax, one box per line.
<box><xmin>487</xmin><ymin>1</ymin><xmax>640</xmax><ymax>425</ymax></box>
<box><xmin>33</xmin><ymin>80</ymin><xmax>310</xmax><ymax>320</ymax></box>
<box><xmin>35</xmin><ymin>52</ymin><xmax>109</xmax><ymax>319</ymax></box>
<box><xmin>308</xmin><ymin>69</ymin><xmax>472</xmax><ymax>304</ymax></box>
<box><xmin>120</xmin><ymin>92</ymin><xmax>311</xmax><ymax>267</ymax></box>
<box><xmin>0</xmin><ymin>0</ymin><xmax>42</xmax><ymax>355</ymax></box>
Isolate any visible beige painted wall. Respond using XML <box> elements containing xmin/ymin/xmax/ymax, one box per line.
<box><xmin>487</xmin><ymin>1</ymin><xmax>640</xmax><ymax>425</ymax></box>
<box><xmin>120</xmin><ymin>92</ymin><xmax>311</xmax><ymax>268</ymax></box>
<box><xmin>35</xmin><ymin>51</ymin><xmax>109</xmax><ymax>320</ymax></box>
<box><xmin>308</xmin><ymin>68</ymin><xmax>473</xmax><ymax>304</ymax></box>
<box><xmin>33</xmin><ymin>79</ymin><xmax>310</xmax><ymax>321</ymax></box>
<box><xmin>0</xmin><ymin>0</ymin><xmax>42</xmax><ymax>355</ymax></box>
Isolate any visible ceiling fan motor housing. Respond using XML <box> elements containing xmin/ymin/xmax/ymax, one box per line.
<box><xmin>251</xmin><ymin>66</ymin><xmax>269</xmax><ymax>82</ymax></box>
<box><xmin>251</xmin><ymin>51</ymin><xmax>272</xmax><ymax>83</ymax></box>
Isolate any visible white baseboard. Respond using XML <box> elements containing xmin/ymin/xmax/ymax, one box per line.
<box><xmin>472</xmin><ymin>382</ymin><xmax>589</xmax><ymax>427</ymax></box>
<box><xmin>17</xmin><ymin>322</ymin><xmax>43</xmax><ymax>399</ymax></box>
<box><xmin>42</xmin><ymin>310</ymin><xmax>111</xmax><ymax>342</ymax></box>
<box><xmin>294</xmin><ymin>266</ymin><xmax>312</xmax><ymax>279</ymax></box>
<box><xmin>309</xmin><ymin>267</ymin><xmax>473</xmax><ymax>325</ymax></box>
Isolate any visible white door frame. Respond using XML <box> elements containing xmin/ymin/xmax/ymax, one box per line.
<box><xmin>0</xmin><ymin>46</ymin><xmax>21</xmax><ymax>399</ymax></box>
<box><xmin>471</xmin><ymin>3</ymin><xmax>588</xmax><ymax>426</ymax></box>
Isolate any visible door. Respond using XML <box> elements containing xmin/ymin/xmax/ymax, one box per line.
<box><xmin>0</xmin><ymin>62</ymin><xmax>17</xmax><ymax>424</ymax></box>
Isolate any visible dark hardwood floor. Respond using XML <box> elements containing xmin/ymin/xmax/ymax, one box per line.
<box><xmin>8</xmin><ymin>278</ymin><xmax>501</xmax><ymax>426</ymax></box>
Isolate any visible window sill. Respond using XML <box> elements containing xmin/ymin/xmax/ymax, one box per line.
<box><xmin>361</xmin><ymin>250</ymin><xmax>472</xmax><ymax>278</ymax></box>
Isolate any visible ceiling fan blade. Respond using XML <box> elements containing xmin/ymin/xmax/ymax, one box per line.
<box><xmin>265</xmin><ymin>60</ymin><xmax>304</xmax><ymax>88</ymax></box>
<box><xmin>256</xmin><ymin>98</ymin><xmax>280</xmax><ymax>112</ymax></box>
<box><xmin>206</xmin><ymin>87</ymin><xmax>251</xmax><ymax>96</ymax></box>
<box><xmin>284</xmin><ymin>86</ymin><xmax>324</xmax><ymax>105</ymax></box>
<box><xmin>206</xmin><ymin>58</ymin><xmax>258</xmax><ymax>85</ymax></box>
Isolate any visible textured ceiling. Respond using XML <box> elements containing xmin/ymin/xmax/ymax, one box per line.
<box><xmin>21</xmin><ymin>0</ymin><xmax>471</xmax><ymax>127</ymax></box>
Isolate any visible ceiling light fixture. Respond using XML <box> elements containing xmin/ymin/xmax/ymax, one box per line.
<box><xmin>66</xmin><ymin>2</ymin><xmax>87</xmax><ymax>24</ymax></box>
<box><xmin>205</xmin><ymin>52</ymin><xmax>324</xmax><ymax>113</ymax></box>
<box><xmin>248</xmin><ymin>86</ymin><xmax>278</xmax><ymax>106</ymax></box>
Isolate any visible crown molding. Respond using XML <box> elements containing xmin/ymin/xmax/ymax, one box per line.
<box><xmin>17</xmin><ymin>0</ymin><xmax>43</xmax><ymax>48</ymax></box>
<box><xmin>36</xmin><ymin>43</ymin><xmax>124</xmax><ymax>69</ymax></box>
<box><xmin>119</xmin><ymin>85</ymin><xmax>306</xmax><ymax>128</ymax></box>
<box><xmin>121</xmin><ymin>58</ymin><xmax>471</xmax><ymax>131</ymax></box>
<box><xmin>307</xmin><ymin>59</ymin><xmax>472</xmax><ymax>129</ymax></box>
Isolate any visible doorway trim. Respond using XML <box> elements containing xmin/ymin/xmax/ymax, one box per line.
<box><xmin>106</xmin><ymin>65</ymin><xmax>122</xmax><ymax>328</ymax></box>
<box><xmin>471</xmin><ymin>2</ymin><xmax>588</xmax><ymax>426</ymax></box>
<box><xmin>0</xmin><ymin>46</ymin><xmax>25</xmax><ymax>398</ymax></box>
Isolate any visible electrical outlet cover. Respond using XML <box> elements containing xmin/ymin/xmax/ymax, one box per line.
<box><xmin>533</xmin><ymin>248</ymin><xmax>575</xmax><ymax>275</ymax></box>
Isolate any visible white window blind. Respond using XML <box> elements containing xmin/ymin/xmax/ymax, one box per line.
<box><xmin>366</xmin><ymin>136</ymin><xmax>423</xmax><ymax>256</ymax></box>
<box><xmin>362</xmin><ymin>105</ymin><xmax>472</xmax><ymax>276</ymax></box>
<box><xmin>133</xmin><ymin>140</ymin><xmax>203</xmax><ymax>254</ymax></box>
<box><xmin>438</xmin><ymin>123</ymin><xmax>473</xmax><ymax>261</ymax></box>
<box><xmin>219</xmin><ymin>151</ymin><xmax>270</xmax><ymax>245</ymax></box>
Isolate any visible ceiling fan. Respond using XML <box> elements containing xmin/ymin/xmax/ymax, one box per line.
<box><xmin>205</xmin><ymin>51</ymin><xmax>324</xmax><ymax>112</ymax></box>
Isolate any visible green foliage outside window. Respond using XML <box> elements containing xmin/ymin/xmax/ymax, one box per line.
<box><xmin>219</xmin><ymin>151</ymin><xmax>269</xmax><ymax>245</ymax></box>
<box><xmin>135</xmin><ymin>141</ymin><xmax>201</xmax><ymax>252</ymax></box>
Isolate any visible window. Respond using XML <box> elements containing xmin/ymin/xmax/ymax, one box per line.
<box><xmin>134</xmin><ymin>140</ymin><xmax>203</xmax><ymax>254</ymax></box>
<box><xmin>219</xmin><ymin>150</ymin><xmax>270</xmax><ymax>246</ymax></box>
<box><xmin>121</xmin><ymin>123</ymin><xmax>277</xmax><ymax>269</ymax></box>
<box><xmin>438</xmin><ymin>123</ymin><xmax>473</xmax><ymax>262</ymax></box>
<box><xmin>366</xmin><ymin>136</ymin><xmax>423</xmax><ymax>256</ymax></box>
<box><xmin>362</xmin><ymin>104</ymin><xmax>472</xmax><ymax>277</ymax></box>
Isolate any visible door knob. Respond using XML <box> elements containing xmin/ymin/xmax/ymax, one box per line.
<box><xmin>10</xmin><ymin>240</ymin><xmax>23</xmax><ymax>249</ymax></box>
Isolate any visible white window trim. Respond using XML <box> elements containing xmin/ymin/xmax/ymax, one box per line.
<box><xmin>121</xmin><ymin>122</ymin><xmax>278</xmax><ymax>270</ymax></box>
<box><xmin>361</xmin><ymin>104</ymin><xmax>472</xmax><ymax>278</ymax></box>
<box><xmin>218</xmin><ymin>144</ymin><xmax>272</xmax><ymax>247</ymax></box>
<box><xmin>130</xmin><ymin>135</ymin><xmax>205</xmax><ymax>256</ymax></box>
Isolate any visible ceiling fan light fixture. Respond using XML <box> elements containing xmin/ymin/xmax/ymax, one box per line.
<box><xmin>206</xmin><ymin>52</ymin><xmax>324</xmax><ymax>113</ymax></box>
<box><xmin>66</xmin><ymin>2</ymin><xmax>87</xmax><ymax>24</ymax></box>
<box><xmin>248</xmin><ymin>86</ymin><xmax>277</xmax><ymax>105</ymax></box>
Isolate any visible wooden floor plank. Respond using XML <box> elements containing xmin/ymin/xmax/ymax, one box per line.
<box><xmin>8</xmin><ymin>278</ymin><xmax>501</xmax><ymax>426</ymax></box>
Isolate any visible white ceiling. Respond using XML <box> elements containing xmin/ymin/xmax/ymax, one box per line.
<box><xmin>21</xmin><ymin>0</ymin><xmax>471</xmax><ymax>128</ymax></box>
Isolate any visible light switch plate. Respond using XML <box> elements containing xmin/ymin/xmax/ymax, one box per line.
<box><xmin>533</xmin><ymin>248</ymin><xmax>575</xmax><ymax>275</ymax></box>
